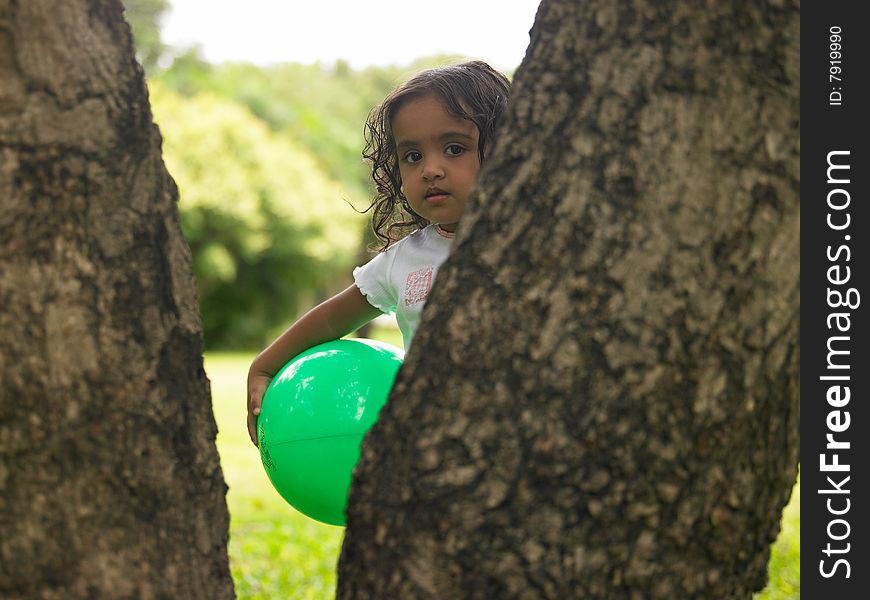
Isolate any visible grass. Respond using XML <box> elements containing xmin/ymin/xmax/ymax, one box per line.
<box><xmin>755</xmin><ymin>474</ymin><xmax>801</xmax><ymax>599</ymax></box>
<box><xmin>205</xmin><ymin>329</ymin><xmax>799</xmax><ymax>598</ymax></box>
<box><xmin>207</xmin><ymin>351</ymin><xmax>344</xmax><ymax>599</ymax></box>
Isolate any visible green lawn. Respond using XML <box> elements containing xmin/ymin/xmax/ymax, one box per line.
<box><xmin>205</xmin><ymin>330</ymin><xmax>799</xmax><ymax>598</ymax></box>
<box><xmin>756</xmin><ymin>473</ymin><xmax>801</xmax><ymax>600</ymax></box>
<box><xmin>207</xmin><ymin>350</ymin><xmax>343</xmax><ymax>599</ymax></box>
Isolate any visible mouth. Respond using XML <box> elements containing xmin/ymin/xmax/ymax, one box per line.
<box><xmin>425</xmin><ymin>188</ymin><xmax>449</xmax><ymax>202</ymax></box>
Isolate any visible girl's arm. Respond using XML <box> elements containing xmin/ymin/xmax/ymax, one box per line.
<box><xmin>246</xmin><ymin>284</ymin><xmax>382</xmax><ymax>446</ymax></box>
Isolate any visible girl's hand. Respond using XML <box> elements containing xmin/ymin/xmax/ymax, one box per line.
<box><xmin>244</xmin><ymin>286</ymin><xmax>381</xmax><ymax>447</ymax></box>
<box><xmin>247</xmin><ymin>368</ymin><xmax>273</xmax><ymax>447</ymax></box>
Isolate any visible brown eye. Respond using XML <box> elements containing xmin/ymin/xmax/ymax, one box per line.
<box><xmin>445</xmin><ymin>144</ymin><xmax>465</xmax><ymax>156</ymax></box>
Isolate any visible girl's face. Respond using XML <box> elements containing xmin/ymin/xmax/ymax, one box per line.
<box><xmin>391</xmin><ymin>94</ymin><xmax>481</xmax><ymax>232</ymax></box>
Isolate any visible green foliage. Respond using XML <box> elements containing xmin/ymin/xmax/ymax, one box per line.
<box><xmin>149</xmin><ymin>54</ymin><xmax>486</xmax><ymax>349</ymax></box>
<box><xmin>122</xmin><ymin>0</ymin><xmax>171</xmax><ymax>73</ymax></box>
<box><xmin>207</xmin><ymin>350</ymin><xmax>800</xmax><ymax>599</ymax></box>
<box><xmin>158</xmin><ymin>55</ymin><xmax>474</xmax><ymax>201</ymax></box>
<box><xmin>754</xmin><ymin>475</ymin><xmax>801</xmax><ymax>599</ymax></box>
<box><xmin>157</xmin><ymin>46</ymin><xmax>214</xmax><ymax>93</ymax></box>
<box><xmin>149</xmin><ymin>82</ymin><xmax>365</xmax><ymax>348</ymax></box>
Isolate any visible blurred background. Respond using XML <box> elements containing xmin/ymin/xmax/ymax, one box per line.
<box><xmin>123</xmin><ymin>2</ymin><xmax>799</xmax><ymax>598</ymax></box>
<box><xmin>129</xmin><ymin>0</ymin><xmax>539</xmax><ymax>350</ymax></box>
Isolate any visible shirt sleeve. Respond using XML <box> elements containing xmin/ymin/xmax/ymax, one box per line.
<box><xmin>352</xmin><ymin>250</ymin><xmax>398</xmax><ymax>315</ymax></box>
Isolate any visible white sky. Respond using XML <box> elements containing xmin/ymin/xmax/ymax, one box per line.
<box><xmin>161</xmin><ymin>0</ymin><xmax>542</xmax><ymax>71</ymax></box>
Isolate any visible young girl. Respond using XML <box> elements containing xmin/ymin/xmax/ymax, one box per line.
<box><xmin>247</xmin><ymin>61</ymin><xmax>511</xmax><ymax>445</ymax></box>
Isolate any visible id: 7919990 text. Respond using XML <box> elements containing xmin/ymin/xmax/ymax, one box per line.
<box><xmin>829</xmin><ymin>26</ymin><xmax>843</xmax><ymax>107</ymax></box>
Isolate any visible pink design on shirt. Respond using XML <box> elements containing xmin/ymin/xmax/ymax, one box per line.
<box><xmin>404</xmin><ymin>267</ymin><xmax>434</xmax><ymax>306</ymax></box>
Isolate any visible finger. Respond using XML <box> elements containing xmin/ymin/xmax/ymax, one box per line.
<box><xmin>247</xmin><ymin>411</ymin><xmax>259</xmax><ymax>447</ymax></box>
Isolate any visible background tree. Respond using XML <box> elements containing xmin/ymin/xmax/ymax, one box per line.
<box><xmin>149</xmin><ymin>81</ymin><xmax>366</xmax><ymax>347</ymax></box>
<box><xmin>122</xmin><ymin>0</ymin><xmax>171</xmax><ymax>74</ymax></box>
<box><xmin>338</xmin><ymin>0</ymin><xmax>799</xmax><ymax>598</ymax></box>
<box><xmin>0</xmin><ymin>1</ymin><xmax>233</xmax><ymax>598</ymax></box>
<box><xmin>149</xmin><ymin>55</ymin><xmax>476</xmax><ymax>349</ymax></box>
<box><xmin>157</xmin><ymin>56</ymin><xmax>472</xmax><ymax>206</ymax></box>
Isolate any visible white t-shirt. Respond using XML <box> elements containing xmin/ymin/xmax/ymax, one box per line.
<box><xmin>353</xmin><ymin>224</ymin><xmax>454</xmax><ymax>349</ymax></box>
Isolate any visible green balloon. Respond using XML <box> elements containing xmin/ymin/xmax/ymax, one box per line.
<box><xmin>257</xmin><ymin>338</ymin><xmax>403</xmax><ymax>526</ymax></box>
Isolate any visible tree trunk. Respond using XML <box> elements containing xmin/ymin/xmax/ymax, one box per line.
<box><xmin>338</xmin><ymin>1</ymin><xmax>799</xmax><ymax>598</ymax></box>
<box><xmin>0</xmin><ymin>2</ymin><xmax>234</xmax><ymax>598</ymax></box>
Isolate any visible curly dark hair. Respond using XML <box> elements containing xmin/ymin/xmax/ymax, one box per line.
<box><xmin>362</xmin><ymin>60</ymin><xmax>511</xmax><ymax>250</ymax></box>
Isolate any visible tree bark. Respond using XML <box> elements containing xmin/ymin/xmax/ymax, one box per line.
<box><xmin>338</xmin><ymin>1</ymin><xmax>799</xmax><ymax>598</ymax></box>
<box><xmin>0</xmin><ymin>2</ymin><xmax>233</xmax><ymax>598</ymax></box>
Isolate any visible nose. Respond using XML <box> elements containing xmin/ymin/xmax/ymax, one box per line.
<box><xmin>421</xmin><ymin>156</ymin><xmax>445</xmax><ymax>181</ymax></box>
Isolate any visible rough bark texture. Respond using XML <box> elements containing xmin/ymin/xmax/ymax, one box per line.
<box><xmin>339</xmin><ymin>1</ymin><xmax>799</xmax><ymax>598</ymax></box>
<box><xmin>0</xmin><ymin>1</ymin><xmax>234</xmax><ymax>598</ymax></box>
